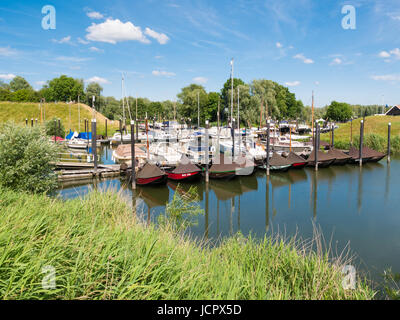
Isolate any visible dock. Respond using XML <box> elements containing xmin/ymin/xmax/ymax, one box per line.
<box><xmin>56</xmin><ymin>163</ymin><xmax>126</xmax><ymax>182</ymax></box>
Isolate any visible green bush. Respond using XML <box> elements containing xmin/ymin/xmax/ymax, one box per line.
<box><xmin>0</xmin><ymin>122</ymin><xmax>60</xmax><ymax>193</ymax></box>
<box><xmin>45</xmin><ymin>118</ymin><xmax>65</xmax><ymax>138</ymax></box>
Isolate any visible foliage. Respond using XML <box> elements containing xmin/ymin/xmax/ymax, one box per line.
<box><xmin>177</xmin><ymin>84</ymin><xmax>209</xmax><ymax>125</ymax></box>
<box><xmin>221</xmin><ymin>77</ymin><xmax>245</xmax><ymax>111</ymax></box>
<box><xmin>45</xmin><ymin>117</ymin><xmax>66</xmax><ymax>138</ymax></box>
<box><xmin>45</xmin><ymin>75</ymin><xmax>84</xmax><ymax>102</ymax></box>
<box><xmin>85</xmin><ymin>82</ymin><xmax>103</xmax><ymax>110</ymax></box>
<box><xmin>9</xmin><ymin>76</ymin><xmax>32</xmax><ymax>92</ymax></box>
<box><xmin>325</xmin><ymin>101</ymin><xmax>353</xmax><ymax>121</ymax></box>
<box><xmin>0</xmin><ymin>122</ymin><xmax>59</xmax><ymax>193</ymax></box>
<box><xmin>159</xmin><ymin>185</ymin><xmax>204</xmax><ymax>231</ymax></box>
<box><xmin>10</xmin><ymin>89</ymin><xmax>38</xmax><ymax>102</ymax></box>
<box><xmin>0</xmin><ymin>188</ymin><xmax>375</xmax><ymax>299</ymax></box>
<box><xmin>383</xmin><ymin>269</ymin><xmax>400</xmax><ymax>300</ymax></box>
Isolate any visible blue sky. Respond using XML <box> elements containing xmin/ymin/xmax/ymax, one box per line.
<box><xmin>1</xmin><ymin>0</ymin><xmax>400</xmax><ymax>107</ymax></box>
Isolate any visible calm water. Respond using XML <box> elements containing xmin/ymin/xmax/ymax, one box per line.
<box><xmin>56</xmin><ymin>146</ymin><xmax>400</xmax><ymax>285</ymax></box>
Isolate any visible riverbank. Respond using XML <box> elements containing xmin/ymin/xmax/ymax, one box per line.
<box><xmin>321</xmin><ymin>116</ymin><xmax>400</xmax><ymax>154</ymax></box>
<box><xmin>0</xmin><ymin>186</ymin><xmax>374</xmax><ymax>300</ymax></box>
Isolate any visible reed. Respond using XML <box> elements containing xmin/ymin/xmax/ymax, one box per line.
<box><xmin>0</xmin><ymin>187</ymin><xmax>375</xmax><ymax>300</ymax></box>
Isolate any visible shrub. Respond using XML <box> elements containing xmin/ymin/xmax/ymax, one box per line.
<box><xmin>45</xmin><ymin>117</ymin><xmax>65</xmax><ymax>138</ymax></box>
<box><xmin>0</xmin><ymin>122</ymin><xmax>60</xmax><ymax>193</ymax></box>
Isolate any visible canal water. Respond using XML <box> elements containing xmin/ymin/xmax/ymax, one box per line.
<box><xmin>56</xmin><ymin>146</ymin><xmax>400</xmax><ymax>286</ymax></box>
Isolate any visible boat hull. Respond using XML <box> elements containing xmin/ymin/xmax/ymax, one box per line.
<box><xmin>332</xmin><ymin>158</ymin><xmax>350</xmax><ymax>166</ymax></box>
<box><xmin>136</xmin><ymin>175</ymin><xmax>167</xmax><ymax>186</ymax></box>
<box><xmin>209</xmin><ymin>171</ymin><xmax>236</xmax><ymax>180</ymax></box>
<box><xmin>291</xmin><ymin>162</ymin><xmax>307</xmax><ymax>169</ymax></box>
<box><xmin>307</xmin><ymin>159</ymin><xmax>335</xmax><ymax>168</ymax></box>
<box><xmin>167</xmin><ymin>171</ymin><xmax>201</xmax><ymax>182</ymax></box>
<box><xmin>367</xmin><ymin>155</ymin><xmax>386</xmax><ymax>163</ymax></box>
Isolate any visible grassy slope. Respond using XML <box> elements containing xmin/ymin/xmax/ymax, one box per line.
<box><xmin>0</xmin><ymin>187</ymin><xmax>374</xmax><ymax>300</ymax></box>
<box><xmin>0</xmin><ymin>102</ymin><xmax>120</xmax><ymax>136</ymax></box>
<box><xmin>321</xmin><ymin>115</ymin><xmax>400</xmax><ymax>143</ymax></box>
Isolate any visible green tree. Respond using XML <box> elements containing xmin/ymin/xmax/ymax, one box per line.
<box><xmin>45</xmin><ymin>118</ymin><xmax>66</xmax><ymax>138</ymax></box>
<box><xmin>11</xmin><ymin>89</ymin><xmax>38</xmax><ymax>102</ymax></box>
<box><xmin>85</xmin><ymin>82</ymin><xmax>103</xmax><ymax>110</ymax></box>
<box><xmin>325</xmin><ymin>101</ymin><xmax>353</xmax><ymax>121</ymax></box>
<box><xmin>177</xmin><ymin>84</ymin><xmax>208</xmax><ymax>125</ymax></box>
<box><xmin>0</xmin><ymin>122</ymin><xmax>59</xmax><ymax>193</ymax></box>
<box><xmin>9</xmin><ymin>76</ymin><xmax>32</xmax><ymax>92</ymax></box>
<box><xmin>46</xmin><ymin>75</ymin><xmax>84</xmax><ymax>102</ymax></box>
<box><xmin>100</xmin><ymin>96</ymin><xmax>121</xmax><ymax>120</ymax></box>
<box><xmin>221</xmin><ymin>78</ymin><xmax>245</xmax><ymax>111</ymax></box>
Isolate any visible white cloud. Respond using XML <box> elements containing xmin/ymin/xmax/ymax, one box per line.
<box><xmin>78</xmin><ymin>37</ymin><xmax>89</xmax><ymax>45</ymax></box>
<box><xmin>85</xmin><ymin>76</ymin><xmax>110</xmax><ymax>84</ymax></box>
<box><xmin>35</xmin><ymin>81</ymin><xmax>46</xmax><ymax>87</ymax></box>
<box><xmin>89</xmin><ymin>46</ymin><xmax>103</xmax><ymax>53</ymax></box>
<box><xmin>293</xmin><ymin>53</ymin><xmax>314</xmax><ymax>64</ymax></box>
<box><xmin>0</xmin><ymin>73</ymin><xmax>16</xmax><ymax>80</ymax></box>
<box><xmin>86</xmin><ymin>19</ymin><xmax>150</xmax><ymax>44</ymax></box>
<box><xmin>379</xmin><ymin>51</ymin><xmax>391</xmax><ymax>58</ymax></box>
<box><xmin>378</xmin><ymin>48</ymin><xmax>400</xmax><ymax>60</ymax></box>
<box><xmin>193</xmin><ymin>77</ymin><xmax>208</xmax><ymax>84</ymax></box>
<box><xmin>152</xmin><ymin>70</ymin><xmax>176</xmax><ymax>77</ymax></box>
<box><xmin>285</xmin><ymin>81</ymin><xmax>300</xmax><ymax>87</ymax></box>
<box><xmin>55</xmin><ymin>56</ymin><xmax>90</xmax><ymax>62</ymax></box>
<box><xmin>52</xmin><ymin>36</ymin><xmax>72</xmax><ymax>44</ymax></box>
<box><xmin>154</xmin><ymin>55</ymin><xmax>163</xmax><ymax>59</ymax></box>
<box><xmin>87</xmin><ymin>11</ymin><xmax>104</xmax><ymax>19</ymax></box>
<box><xmin>144</xmin><ymin>28</ymin><xmax>169</xmax><ymax>45</ymax></box>
<box><xmin>0</xmin><ymin>46</ymin><xmax>18</xmax><ymax>56</ymax></box>
<box><xmin>371</xmin><ymin>74</ymin><xmax>400</xmax><ymax>81</ymax></box>
<box><xmin>330</xmin><ymin>58</ymin><xmax>343</xmax><ymax>65</ymax></box>
<box><xmin>276</xmin><ymin>42</ymin><xmax>283</xmax><ymax>48</ymax></box>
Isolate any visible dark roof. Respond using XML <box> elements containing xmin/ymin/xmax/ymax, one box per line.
<box><xmin>210</xmin><ymin>154</ymin><xmax>238</xmax><ymax>173</ymax></box>
<box><xmin>172</xmin><ymin>155</ymin><xmax>201</xmax><ymax>174</ymax></box>
<box><xmin>136</xmin><ymin>162</ymin><xmax>166</xmax><ymax>179</ymax></box>
<box><xmin>307</xmin><ymin>150</ymin><xmax>336</xmax><ymax>161</ymax></box>
<box><xmin>286</xmin><ymin>151</ymin><xmax>308</xmax><ymax>164</ymax></box>
<box><xmin>327</xmin><ymin>148</ymin><xmax>352</xmax><ymax>160</ymax></box>
<box><xmin>269</xmin><ymin>152</ymin><xmax>292</xmax><ymax>166</ymax></box>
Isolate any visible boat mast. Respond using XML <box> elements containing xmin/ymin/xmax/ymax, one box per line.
<box><xmin>197</xmin><ymin>91</ymin><xmax>200</xmax><ymax>128</ymax></box>
<box><xmin>312</xmin><ymin>91</ymin><xmax>315</xmax><ymax>143</ymax></box>
<box><xmin>230</xmin><ymin>58</ymin><xmax>234</xmax><ymax>128</ymax></box>
<box><xmin>122</xmin><ymin>74</ymin><xmax>125</xmax><ymax>129</ymax></box>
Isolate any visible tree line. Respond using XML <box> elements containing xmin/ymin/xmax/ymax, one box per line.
<box><xmin>0</xmin><ymin>75</ymin><xmax>389</xmax><ymax>125</ymax></box>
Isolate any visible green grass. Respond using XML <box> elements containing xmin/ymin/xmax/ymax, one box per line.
<box><xmin>0</xmin><ymin>187</ymin><xmax>375</xmax><ymax>300</ymax></box>
<box><xmin>321</xmin><ymin>116</ymin><xmax>400</xmax><ymax>154</ymax></box>
<box><xmin>0</xmin><ymin>102</ymin><xmax>119</xmax><ymax>136</ymax></box>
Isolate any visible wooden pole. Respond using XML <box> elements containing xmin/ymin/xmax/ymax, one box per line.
<box><xmin>31</xmin><ymin>118</ymin><xmax>33</xmax><ymax>127</ymax></box>
<box><xmin>315</xmin><ymin>121</ymin><xmax>319</xmax><ymax>171</ymax></box>
<box><xmin>387</xmin><ymin>122</ymin><xmax>391</xmax><ymax>163</ymax></box>
<box><xmin>54</xmin><ymin>119</ymin><xmax>57</xmax><ymax>143</ymax></box>
<box><xmin>331</xmin><ymin>123</ymin><xmax>335</xmax><ymax>148</ymax></box>
<box><xmin>25</xmin><ymin>118</ymin><xmax>28</xmax><ymax>126</ymax></box>
<box><xmin>119</xmin><ymin>120</ymin><xmax>123</xmax><ymax>144</ymax></box>
<box><xmin>231</xmin><ymin>119</ymin><xmax>235</xmax><ymax>158</ymax></box>
<box><xmin>78</xmin><ymin>95</ymin><xmax>80</xmax><ymax>132</ymax></box>
<box><xmin>92</xmin><ymin>119</ymin><xmax>97</xmax><ymax>174</ymax></box>
<box><xmin>105</xmin><ymin>119</ymin><xmax>107</xmax><ymax>138</ymax></box>
<box><xmin>311</xmin><ymin>91</ymin><xmax>314</xmax><ymax>143</ymax></box>
<box><xmin>131</xmin><ymin>120</ymin><xmax>136</xmax><ymax>189</ymax></box>
<box><xmin>359</xmin><ymin>120</ymin><xmax>364</xmax><ymax>167</ymax></box>
<box><xmin>289</xmin><ymin>127</ymin><xmax>292</xmax><ymax>153</ymax></box>
<box><xmin>266</xmin><ymin>120</ymin><xmax>270</xmax><ymax>176</ymax></box>
<box><xmin>205</xmin><ymin>120</ymin><xmax>209</xmax><ymax>183</ymax></box>
<box><xmin>350</xmin><ymin>119</ymin><xmax>353</xmax><ymax>146</ymax></box>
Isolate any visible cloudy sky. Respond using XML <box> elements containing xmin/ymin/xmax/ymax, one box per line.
<box><xmin>1</xmin><ymin>0</ymin><xmax>400</xmax><ymax>107</ymax></box>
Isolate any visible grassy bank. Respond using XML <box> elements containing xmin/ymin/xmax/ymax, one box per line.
<box><xmin>321</xmin><ymin>116</ymin><xmax>400</xmax><ymax>154</ymax></box>
<box><xmin>0</xmin><ymin>187</ymin><xmax>374</xmax><ymax>300</ymax></box>
<box><xmin>0</xmin><ymin>102</ymin><xmax>119</xmax><ymax>136</ymax></box>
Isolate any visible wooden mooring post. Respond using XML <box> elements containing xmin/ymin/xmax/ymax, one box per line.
<box><xmin>53</xmin><ymin>119</ymin><xmax>57</xmax><ymax>143</ymax></box>
<box><xmin>388</xmin><ymin>122</ymin><xmax>391</xmax><ymax>163</ymax></box>
<box><xmin>119</xmin><ymin>120</ymin><xmax>123</xmax><ymax>144</ymax></box>
<box><xmin>231</xmin><ymin>119</ymin><xmax>235</xmax><ymax>158</ymax></box>
<box><xmin>315</xmin><ymin>121</ymin><xmax>319</xmax><ymax>171</ymax></box>
<box><xmin>205</xmin><ymin>120</ymin><xmax>209</xmax><ymax>183</ymax></box>
<box><xmin>25</xmin><ymin>118</ymin><xmax>28</xmax><ymax>126</ymax></box>
<box><xmin>31</xmin><ymin>118</ymin><xmax>33</xmax><ymax>127</ymax></box>
<box><xmin>131</xmin><ymin>120</ymin><xmax>136</xmax><ymax>190</ymax></box>
<box><xmin>331</xmin><ymin>123</ymin><xmax>335</xmax><ymax>148</ymax></box>
<box><xmin>105</xmin><ymin>119</ymin><xmax>107</xmax><ymax>138</ymax></box>
<box><xmin>266</xmin><ymin>120</ymin><xmax>270</xmax><ymax>176</ymax></box>
<box><xmin>359</xmin><ymin>120</ymin><xmax>364</xmax><ymax>167</ymax></box>
<box><xmin>91</xmin><ymin>119</ymin><xmax>97</xmax><ymax>174</ymax></box>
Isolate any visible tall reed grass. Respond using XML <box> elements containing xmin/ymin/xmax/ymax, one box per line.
<box><xmin>0</xmin><ymin>187</ymin><xmax>375</xmax><ymax>300</ymax></box>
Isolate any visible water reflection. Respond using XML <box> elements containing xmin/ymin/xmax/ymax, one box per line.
<box><xmin>56</xmin><ymin>154</ymin><xmax>400</xmax><ymax>284</ymax></box>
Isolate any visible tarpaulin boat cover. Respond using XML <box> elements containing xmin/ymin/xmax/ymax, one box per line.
<box><xmin>137</xmin><ymin>162</ymin><xmax>166</xmax><ymax>179</ymax></box>
<box><xmin>286</xmin><ymin>152</ymin><xmax>308</xmax><ymax>164</ymax></box>
<box><xmin>172</xmin><ymin>155</ymin><xmax>201</xmax><ymax>174</ymax></box>
<box><xmin>77</xmin><ymin>132</ymin><xmax>92</xmax><ymax>140</ymax></box>
<box><xmin>210</xmin><ymin>154</ymin><xmax>238</xmax><ymax>173</ymax></box>
<box><xmin>307</xmin><ymin>150</ymin><xmax>336</xmax><ymax>162</ymax></box>
<box><xmin>269</xmin><ymin>153</ymin><xmax>292</xmax><ymax>166</ymax></box>
<box><xmin>327</xmin><ymin>148</ymin><xmax>352</xmax><ymax>160</ymax></box>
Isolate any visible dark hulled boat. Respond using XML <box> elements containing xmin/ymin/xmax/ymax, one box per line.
<box><xmin>136</xmin><ymin>162</ymin><xmax>167</xmax><ymax>186</ymax></box>
<box><xmin>327</xmin><ymin>148</ymin><xmax>352</xmax><ymax>165</ymax></box>
<box><xmin>347</xmin><ymin>147</ymin><xmax>373</xmax><ymax>164</ymax></box>
<box><xmin>306</xmin><ymin>150</ymin><xmax>336</xmax><ymax>168</ymax></box>
<box><xmin>362</xmin><ymin>146</ymin><xmax>386</xmax><ymax>163</ymax></box>
<box><xmin>209</xmin><ymin>154</ymin><xmax>238</xmax><ymax>180</ymax></box>
<box><xmin>166</xmin><ymin>156</ymin><xmax>202</xmax><ymax>182</ymax></box>
<box><xmin>285</xmin><ymin>151</ymin><xmax>308</xmax><ymax>169</ymax></box>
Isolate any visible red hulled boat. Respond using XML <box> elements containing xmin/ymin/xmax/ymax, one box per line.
<box><xmin>166</xmin><ymin>156</ymin><xmax>202</xmax><ymax>182</ymax></box>
<box><xmin>136</xmin><ymin>162</ymin><xmax>167</xmax><ymax>186</ymax></box>
<box><xmin>285</xmin><ymin>151</ymin><xmax>308</xmax><ymax>169</ymax></box>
